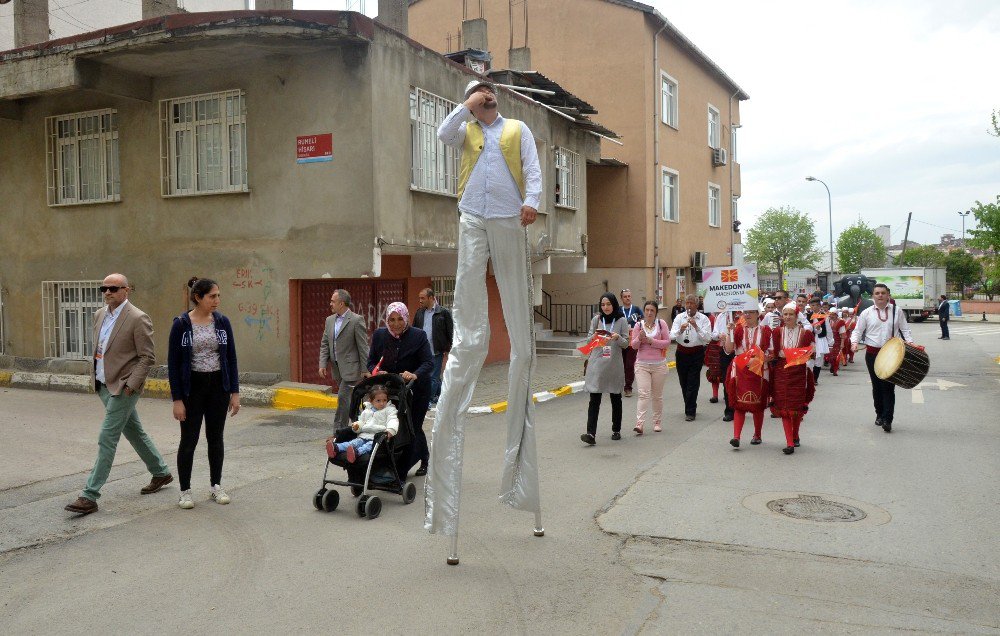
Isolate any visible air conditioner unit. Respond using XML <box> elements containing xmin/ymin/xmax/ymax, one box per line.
<box><xmin>712</xmin><ymin>147</ymin><xmax>727</xmax><ymax>167</ymax></box>
<box><xmin>692</xmin><ymin>251</ymin><xmax>708</xmax><ymax>268</ymax></box>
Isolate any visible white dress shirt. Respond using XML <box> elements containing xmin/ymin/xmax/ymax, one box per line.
<box><xmin>95</xmin><ymin>300</ymin><xmax>128</xmax><ymax>385</ymax></box>
<box><xmin>437</xmin><ymin>105</ymin><xmax>542</xmax><ymax>217</ymax></box>
<box><xmin>670</xmin><ymin>311</ymin><xmax>713</xmax><ymax>346</ymax></box>
<box><xmin>711</xmin><ymin>312</ymin><xmax>732</xmax><ymax>340</ymax></box>
<box><xmin>850</xmin><ymin>303</ymin><xmax>913</xmax><ymax>348</ymax></box>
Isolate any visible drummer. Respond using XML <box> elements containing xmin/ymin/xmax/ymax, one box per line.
<box><xmin>850</xmin><ymin>283</ymin><xmax>914</xmax><ymax>433</ymax></box>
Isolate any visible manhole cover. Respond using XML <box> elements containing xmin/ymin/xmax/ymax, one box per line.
<box><xmin>766</xmin><ymin>495</ymin><xmax>867</xmax><ymax>522</ymax></box>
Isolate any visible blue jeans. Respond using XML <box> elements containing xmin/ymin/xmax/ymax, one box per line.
<box><xmin>336</xmin><ymin>437</ymin><xmax>374</xmax><ymax>457</ymax></box>
<box><xmin>430</xmin><ymin>353</ymin><xmax>444</xmax><ymax>404</ymax></box>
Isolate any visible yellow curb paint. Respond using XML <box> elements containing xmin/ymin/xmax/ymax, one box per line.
<box><xmin>272</xmin><ymin>388</ymin><xmax>339</xmax><ymax>411</ymax></box>
<box><xmin>0</xmin><ymin>371</ymin><xmax>11</xmax><ymax>386</ymax></box>
<box><xmin>552</xmin><ymin>385</ymin><xmax>573</xmax><ymax>397</ymax></box>
<box><xmin>489</xmin><ymin>401</ymin><xmax>508</xmax><ymax>413</ymax></box>
<box><xmin>143</xmin><ymin>378</ymin><xmax>172</xmax><ymax>399</ymax></box>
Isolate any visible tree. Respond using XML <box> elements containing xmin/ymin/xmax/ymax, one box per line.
<box><xmin>966</xmin><ymin>195</ymin><xmax>1000</xmax><ymax>253</ymax></box>
<box><xmin>944</xmin><ymin>249</ymin><xmax>983</xmax><ymax>297</ymax></box>
<box><xmin>836</xmin><ymin>220</ymin><xmax>888</xmax><ymax>272</ymax></box>
<box><xmin>895</xmin><ymin>244</ymin><xmax>945</xmax><ymax>267</ymax></box>
<box><xmin>743</xmin><ymin>206</ymin><xmax>819</xmax><ymax>287</ymax></box>
<box><xmin>979</xmin><ymin>256</ymin><xmax>1000</xmax><ymax>301</ymax></box>
<box><xmin>990</xmin><ymin>110</ymin><xmax>1000</xmax><ymax>138</ymax></box>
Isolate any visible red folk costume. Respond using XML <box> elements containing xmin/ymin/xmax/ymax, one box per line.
<box><xmin>704</xmin><ymin>314</ymin><xmax>725</xmax><ymax>400</ymax></box>
<box><xmin>844</xmin><ymin>315</ymin><xmax>857</xmax><ymax>362</ymax></box>
<box><xmin>770</xmin><ymin>325</ymin><xmax>816</xmax><ymax>453</ymax></box>
<box><xmin>724</xmin><ymin>323</ymin><xmax>772</xmax><ymax>445</ymax></box>
<box><xmin>827</xmin><ymin>314</ymin><xmax>846</xmax><ymax>375</ymax></box>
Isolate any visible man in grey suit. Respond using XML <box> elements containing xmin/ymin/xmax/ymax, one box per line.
<box><xmin>64</xmin><ymin>273</ymin><xmax>173</xmax><ymax>515</ymax></box>
<box><xmin>319</xmin><ymin>289</ymin><xmax>370</xmax><ymax>430</ymax></box>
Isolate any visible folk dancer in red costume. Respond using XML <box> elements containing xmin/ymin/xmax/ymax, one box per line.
<box><xmin>704</xmin><ymin>312</ymin><xmax>726</xmax><ymax>404</ymax></box>
<box><xmin>722</xmin><ymin>306</ymin><xmax>772</xmax><ymax>448</ymax></box>
<box><xmin>826</xmin><ymin>308</ymin><xmax>847</xmax><ymax>376</ymax></box>
<box><xmin>843</xmin><ymin>308</ymin><xmax>857</xmax><ymax>363</ymax></box>
<box><xmin>770</xmin><ymin>303</ymin><xmax>816</xmax><ymax>455</ymax></box>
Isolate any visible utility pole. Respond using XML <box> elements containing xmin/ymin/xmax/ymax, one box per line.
<box><xmin>899</xmin><ymin>212</ymin><xmax>913</xmax><ymax>265</ymax></box>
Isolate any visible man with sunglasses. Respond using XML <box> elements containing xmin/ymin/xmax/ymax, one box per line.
<box><xmin>64</xmin><ymin>274</ymin><xmax>172</xmax><ymax>515</ymax></box>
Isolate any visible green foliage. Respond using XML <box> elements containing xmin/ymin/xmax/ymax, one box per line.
<box><xmin>743</xmin><ymin>206</ymin><xmax>819</xmax><ymax>284</ymax></box>
<box><xmin>895</xmin><ymin>244</ymin><xmax>945</xmax><ymax>267</ymax></box>
<box><xmin>836</xmin><ymin>221</ymin><xmax>888</xmax><ymax>272</ymax></box>
<box><xmin>991</xmin><ymin>110</ymin><xmax>1000</xmax><ymax>138</ymax></box>
<box><xmin>966</xmin><ymin>195</ymin><xmax>1000</xmax><ymax>252</ymax></box>
<box><xmin>944</xmin><ymin>249</ymin><xmax>983</xmax><ymax>292</ymax></box>
<box><xmin>980</xmin><ymin>256</ymin><xmax>1000</xmax><ymax>301</ymax></box>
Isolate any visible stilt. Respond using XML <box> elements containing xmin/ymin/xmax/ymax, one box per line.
<box><xmin>447</xmin><ymin>535</ymin><xmax>459</xmax><ymax>565</ymax></box>
<box><xmin>533</xmin><ymin>511</ymin><xmax>545</xmax><ymax>537</ymax></box>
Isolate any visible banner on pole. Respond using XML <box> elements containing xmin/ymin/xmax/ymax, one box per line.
<box><xmin>701</xmin><ymin>264</ymin><xmax>759</xmax><ymax>312</ymax></box>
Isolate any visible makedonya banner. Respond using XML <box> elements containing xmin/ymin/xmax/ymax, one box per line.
<box><xmin>701</xmin><ymin>264</ymin><xmax>759</xmax><ymax>312</ymax></box>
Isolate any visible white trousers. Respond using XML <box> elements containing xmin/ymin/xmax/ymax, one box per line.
<box><xmin>424</xmin><ymin>213</ymin><xmax>541</xmax><ymax>536</ymax></box>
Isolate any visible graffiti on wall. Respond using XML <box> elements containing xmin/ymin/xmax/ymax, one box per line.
<box><xmin>231</xmin><ymin>265</ymin><xmax>281</xmax><ymax>341</ymax></box>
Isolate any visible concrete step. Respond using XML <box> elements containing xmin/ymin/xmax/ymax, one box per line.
<box><xmin>537</xmin><ymin>347</ymin><xmax>580</xmax><ymax>358</ymax></box>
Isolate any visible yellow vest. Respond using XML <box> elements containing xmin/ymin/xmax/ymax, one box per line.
<box><xmin>458</xmin><ymin>118</ymin><xmax>525</xmax><ymax>201</ymax></box>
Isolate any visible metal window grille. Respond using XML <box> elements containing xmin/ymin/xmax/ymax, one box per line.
<box><xmin>709</xmin><ymin>185</ymin><xmax>721</xmax><ymax>227</ymax></box>
<box><xmin>555</xmin><ymin>147</ymin><xmax>580</xmax><ymax>210</ymax></box>
<box><xmin>160</xmin><ymin>90</ymin><xmax>248</xmax><ymax>196</ymax></box>
<box><xmin>45</xmin><ymin>109</ymin><xmax>120</xmax><ymax>206</ymax></box>
<box><xmin>41</xmin><ymin>281</ymin><xmax>104</xmax><ymax>359</ymax></box>
<box><xmin>432</xmin><ymin>276</ymin><xmax>456</xmax><ymax>310</ymax></box>
<box><xmin>410</xmin><ymin>87</ymin><xmax>460</xmax><ymax>196</ymax></box>
<box><xmin>662</xmin><ymin>169</ymin><xmax>678</xmax><ymax>221</ymax></box>
<box><xmin>661</xmin><ymin>76</ymin><xmax>677</xmax><ymax>127</ymax></box>
<box><xmin>708</xmin><ymin>106</ymin><xmax>721</xmax><ymax>148</ymax></box>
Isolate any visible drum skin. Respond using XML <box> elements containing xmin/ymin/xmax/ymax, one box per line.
<box><xmin>874</xmin><ymin>337</ymin><xmax>930</xmax><ymax>389</ymax></box>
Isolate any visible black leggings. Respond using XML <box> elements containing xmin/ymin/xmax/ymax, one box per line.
<box><xmin>587</xmin><ymin>392</ymin><xmax>622</xmax><ymax>436</ymax></box>
<box><xmin>177</xmin><ymin>371</ymin><xmax>230</xmax><ymax>491</ymax></box>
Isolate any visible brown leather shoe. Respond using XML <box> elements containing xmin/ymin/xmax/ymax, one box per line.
<box><xmin>140</xmin><ymin>473</ymin><xmax>174</xmax><ymax>495</ymax></box>
<box><xmin>65</xmin><ymin>497</ymin><xmax>98</xmax><ymax>515</ymax></box>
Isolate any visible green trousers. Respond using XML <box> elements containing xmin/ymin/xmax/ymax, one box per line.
<box><xmin>82</xmin><ymin>384</ymin><xmax>170</xmax><ymax>501</ymax></box>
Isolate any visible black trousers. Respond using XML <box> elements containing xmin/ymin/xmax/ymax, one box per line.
<box><xmin>675</xmin><ymin>348</ymin><xmax>705</xmax><ymax>416</ymax></box>
<box><xmin>177</xmin><ymin>371</ymin><xmax>230</xmax><ymax>491</ymax></box>
<box><xmin>719</xmin><ymin>350</ymin><xmax>735</xmax><ymax>417</ymax></box>
<box><xmin>940</xmin><ymin>318</ymin><xmax>949</xmax><ymax>338</ymax></box>
<box><xmin>865</xmin><ymin>351</ymin><xmax>896</xmax><ymax>424</ymax></box>
<box><xmin>587</xmin><ymin>392</ymin><xmax>622</xmax><ymax>436</ymax></box>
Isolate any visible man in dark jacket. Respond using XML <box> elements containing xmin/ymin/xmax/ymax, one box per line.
<box><xmin>414</xmin><ymin>288</ymin><xmax>454</xmax><ymax>406</ymax></box>
<box><xmin>937</xmin><ymin>294</ymin><xmax>950</xmax><ymax>340</ymax></box>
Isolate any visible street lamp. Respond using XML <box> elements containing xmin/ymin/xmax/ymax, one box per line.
<box><xmin>806</xmin><ymin>176</ymin><xmax>834</xmax><ymax>291</ymax></box>
<box><xmin>958</xmin><ymin>210</ymin><xmax>970</xmax><ymax>246</ymax></box>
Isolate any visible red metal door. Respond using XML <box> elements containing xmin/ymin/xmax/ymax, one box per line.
<box><xmin>299</xmin><ymin>279</ymin><xmax>406</xmax><ymax>385</ymax></box>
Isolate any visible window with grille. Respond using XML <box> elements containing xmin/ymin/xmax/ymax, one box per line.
<box><xmin>660</xmin><ymin>72</ymin><xmax>678</xmax><ymax>128</ymax></box>
<box><xmin>661</xmin><ymin>168</ymin><xmax>679</xmax><ymax>222</ymax></box>
<box><xmin>410</xmin><ymin>87</ymin><xmax>460</xmax><ymax>196</ymax></box>
<box><xmin>431</xmin><ymin>276</ymin><xmax>455</xmax><ymax>310</ymax></box>
<box><xmin>554</xmin><ymin>147</ymin><xmax>580</xmax><ymax>210</ymax></box>
<box><xmin>160</xmin><ymin>90</ymin><xmax>247</xmax><ymax>196</ymax></box>
<box><xmin>45</xmin><ymin>109</ymin><xmax>120</xmax><ymax>206</ymax></box>
<box><xmin>708</xmin><ymin>184</ymin><xmax>721</xmax><ymax>227</ymax></box>
<box><xmin>41</xmin><ymin>281</ymin><xmax>104</xmax><ymax>359</ymax></box>
<box><xmin>708</xmin><ymin>105</ymin><xmax>721</xmax><ymax>149</ymax></box>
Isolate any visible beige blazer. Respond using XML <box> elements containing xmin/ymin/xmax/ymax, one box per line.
<box><xmin>89</xmin><ymin>301</ymin><xmax>156</xmax><ymax>396</ymax></box>
<box><xmin>318</xmin><ymin>309</ymin><xmax>369</xmax><ymax>382</ymax></box>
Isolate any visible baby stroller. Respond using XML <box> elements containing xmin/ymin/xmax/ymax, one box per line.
<box><xmin>312</xmin><ymin>373</ymin><xmax>419</xmax><ymax>520</ymax></box>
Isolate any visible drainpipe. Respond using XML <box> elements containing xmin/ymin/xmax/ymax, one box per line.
<box><xmin>727</xmin><ymin>89</ymin><xmax>741</xmax><ymax>266</ymax></box>
<box><xmin>652</xmin><ymin>20</ymin><xmax>669</xmax><ymax>302</ymax></box>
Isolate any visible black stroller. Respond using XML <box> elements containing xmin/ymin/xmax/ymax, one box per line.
<box><xmin>312</xmin><ymin>374</ymin><xmax>419</xmax><ymax>519</ymax></box>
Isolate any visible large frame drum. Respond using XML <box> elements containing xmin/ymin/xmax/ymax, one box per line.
<box><xmin>874</xmin><ymin>337</ymin><xmax>930</xmax><ymax>389</ymax></box>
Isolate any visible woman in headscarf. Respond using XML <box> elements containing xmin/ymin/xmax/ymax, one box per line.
<box><xmin>770</xmin><ymin>302</ymin><xmax>816</xmax><ymax>455</ymax></box>
<box><xmin>580</xmin><ymin>292</ymin><xmax>630</xmax><ymax>445</ymax></box>
<box><xmin>366</xmin><ymin>302</ymin><xmax>434</xmax><ymax>475</ymax></box>
<box><xmin>721</xmin><ymin>306</ymin><xmax>772</xmax><ymax>448</ymax></box>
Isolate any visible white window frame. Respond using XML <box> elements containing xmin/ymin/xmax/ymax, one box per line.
<box><xmin>410</xmin><ymin>87</ymin><xmax>460</xmax><ymax>197</ymax></box>
<box><xmin>708</xmin><ymin>183</ymin><xmax>721</xmax><ymax>227</ymax></box>
<box><xmin>730</xmin><ymin>127</ymin><xmax>738</xmax><ymax>162</ymax></box>
<box><xmin>554</xmin><ymin>146</ymin><xmax>580</xmax><ymax>210</ymax></box>
<box><xmin>160</xmin><ymin>89</ymin><xmax>248</xmax><ymax>197</ymax></box>
<box><xmin>431</xmin><ymin>276</ymin><xmax>456</xmax><ymax>310</ymax></box>
<box><xmin>708</xmin><ymin>104</ymin><xmax>721</xmax><ymax>149</ymax></box>
<box><xmin>661</xmin><ymin>167</ymin><xmax>679</xmax><ymax>222</ymax></box>
<box><xmin>732</xmin><ymin>195</ymin><xmax>739</xmax><ymax>224</ymax></box>
<box><xmin>660</xmin><ymin>71</ymin><xmax>678</xmax><ymax>128</ymax></box>
<box><xmin>41</xmin><ymin>280</ymin><xmax>104</xmax><ymax>360</ymax></box>
<box><xmin>45</xmin><ymin>108</ymin><xmax>120</xmax><ymax>206</ymax></box>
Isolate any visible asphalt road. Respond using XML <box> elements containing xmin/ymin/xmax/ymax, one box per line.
<box><xmin>1</xmin><ymin>320</ymin><xmax>997</xmax><ymax>634</ymax></box>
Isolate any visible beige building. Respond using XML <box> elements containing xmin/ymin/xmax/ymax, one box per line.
<box><xmin>409</xmin><ymin>0</ymin><xmax>748</xmax><ymax>311</ymax></box>
<box><xmin>0</xmin><ymin>8</ymin><xmax>598</xmax><ymax>379</ymax></box>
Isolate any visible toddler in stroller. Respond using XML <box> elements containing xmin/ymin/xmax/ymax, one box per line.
<box><xmin>327</xmin><ymin>385</ymin><xmax>398</xmax><ymax>463</ymax></box>
<box><xmin>313</xmin><ymin>374</ymin><xmax>418</xmax><ymax>519</ymax></box>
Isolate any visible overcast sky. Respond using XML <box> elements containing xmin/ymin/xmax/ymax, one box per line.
<box><xmin>319</xmin><ymin>0</ymin><xmax>998</xmax><ymax>248</ymax></box>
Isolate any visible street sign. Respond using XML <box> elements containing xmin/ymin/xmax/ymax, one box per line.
<box><xmin>296</xmin><ymin>134</ymin><xmax>333</xmax><ymax>164</ymax></box>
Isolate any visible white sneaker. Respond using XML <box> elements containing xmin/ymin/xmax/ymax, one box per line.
<box><xmin>210</xmin><ymin>485</ymin><xmax>231</xmax><ymax>505</ymax></box>
<box><xmin>178</xmin><ymin>490</ymin><xmax>194</xmax><ymax>509</ymax></box>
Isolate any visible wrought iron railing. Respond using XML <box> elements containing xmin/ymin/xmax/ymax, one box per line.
<box><xmin>535</xmin><ymin>291</ymin><xmax>597</xmax><ymax>336</ymax></box>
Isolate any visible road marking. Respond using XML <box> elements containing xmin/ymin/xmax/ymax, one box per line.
<box><xmin>912</xmin><ymin>388</ymin><xmax>924</xmax><ymax>404</ymax></box>
<box><xmin>932</xmin><ymin>378</ymin><xmax>965</xmax><ymax>391</ymax></box>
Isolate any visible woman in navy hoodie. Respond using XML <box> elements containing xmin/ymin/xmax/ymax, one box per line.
<box><xmin>168</xmin><ymin>277</ymin><xmax>240</xmax><ymax>509</ymax></box>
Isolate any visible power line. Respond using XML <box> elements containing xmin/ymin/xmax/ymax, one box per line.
<box><xmin>914</xmin><ymin>219</ymin><xmax>961</xmax><ymax>234</ymax></box>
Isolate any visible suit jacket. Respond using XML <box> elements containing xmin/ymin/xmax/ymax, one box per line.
<box><xmin>412</xmin><ymin>304</ymin><xmax>454</xmax><ymax>354</ymax></box>
<box><xmin>937</xmin><ymin>300</ymin><xmax>950</xmax><ymax>320</ymax></box>
<box><xmin>319</xmin><ymin>309</ymin><xmax>369</xmax><ymax>382</ymax></box>
<box><xmin>89</xmin><ymin>301</ymin><xmax>156</xmax><ymax>396</ymax></box>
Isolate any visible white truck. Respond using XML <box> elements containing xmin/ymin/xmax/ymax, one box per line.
<box><xmin>860</xmin><ymin>267</ymin><xmax>947</xmax><ymax>322</ymax></box>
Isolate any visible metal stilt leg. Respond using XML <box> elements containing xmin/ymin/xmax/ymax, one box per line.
<box><xmin>533</xmin><ymin>511</ymin><xmax>544</xmax><ymax>537</ymax></box>
<box><xmin>447</xmin><ymin>535</ymin><xmax>459</xmax><ymax>565</ymax></box>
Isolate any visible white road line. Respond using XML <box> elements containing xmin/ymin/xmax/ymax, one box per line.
<box><xmin>912</xmin><ymin>388</ymin><xmax>924</xmax><ymax>404</ymax></box>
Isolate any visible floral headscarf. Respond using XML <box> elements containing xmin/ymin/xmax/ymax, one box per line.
<box><xmin>385</xmin><ymin>302</ymin><xmax>410</xmax><ymax>339</ymax></box>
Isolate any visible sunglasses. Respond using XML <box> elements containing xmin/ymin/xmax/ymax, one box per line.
<box><xmin>99</xmin><ymin>286</ymin><xmax>126</xmax><ymax>293</ymax></box>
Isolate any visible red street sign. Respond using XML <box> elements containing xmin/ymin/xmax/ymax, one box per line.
<box><xmin>296</xmin><ymin>134</ymin><xmax>333</xmax><ymax>163</ymax></box>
